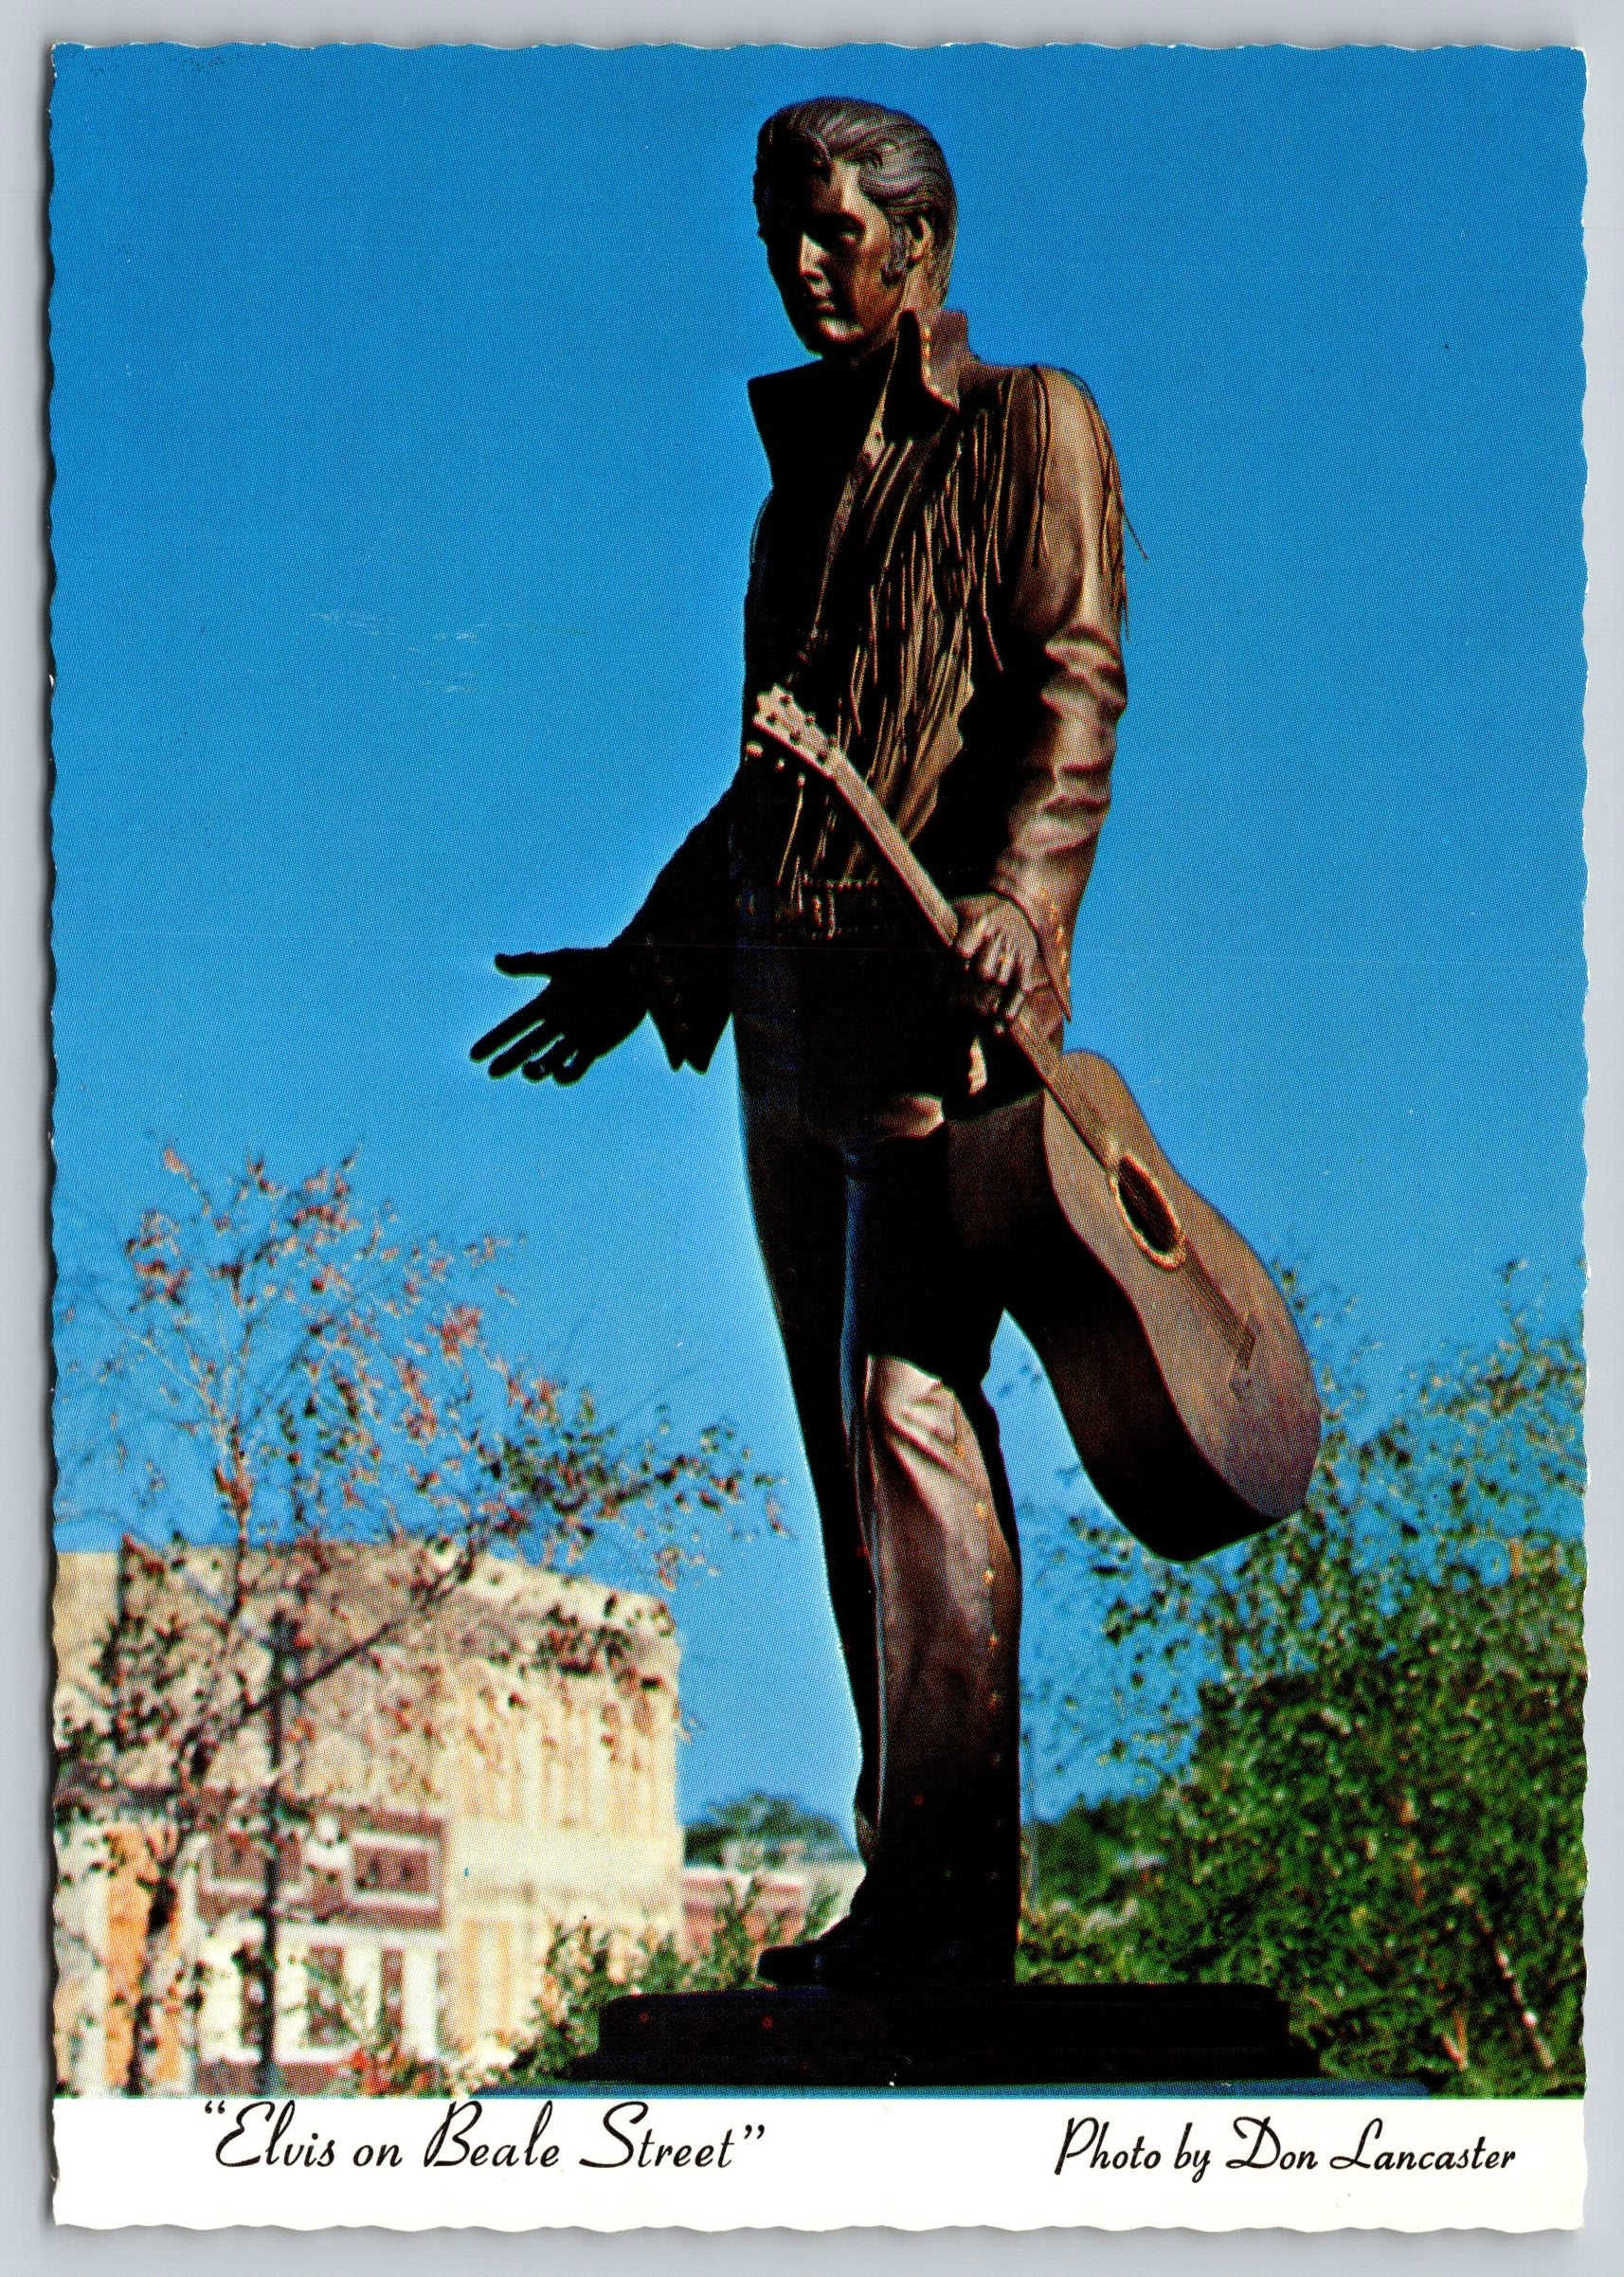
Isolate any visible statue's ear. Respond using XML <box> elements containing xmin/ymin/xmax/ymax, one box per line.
<box><xmin>903</xmin><ymin>211</ymin><xmax>933</xmax><ymax>270</ymax></box>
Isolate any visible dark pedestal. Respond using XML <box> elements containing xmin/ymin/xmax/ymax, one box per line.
<box><xmin>572</xmin><ymin>1982</ymin><xmax>1321</xmax><ymax>2089</ymax></box>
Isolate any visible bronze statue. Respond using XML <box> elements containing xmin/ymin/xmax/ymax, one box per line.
<box><xmin>477</xmin><ymin>97</ymin><xmax>1143</xmax><ymax>1991</ymax></box>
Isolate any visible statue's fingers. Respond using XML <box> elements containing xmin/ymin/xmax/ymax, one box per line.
<box><xmin>965</xmin><ymin>937</ymin><xmax>1010</xmax><ymax>1003</ymax></box>
<box><xmin>954</xmin><ymin>913</ymin><xmax>987</xmax><ymax>966</ymax></box>
<box><xmin>494</xmin><ymin>950</ymin><xmax>565</xmax><ymax>977</ymax></box>
<box><xmin>551</xmin><ymin>1045</ymin><xmax>597</xmax><ymax>1085</ymax></box>
<box><xmin>521</xmin><ymin>1033</ymin><xmax>589</xmax><ymax>1085</ymax></box>
<box><xmin>485</xmin><ymin>1017</ymin><xmax>568</xmax><ymax>1079</ymax></box>
<box><xmin>472</xmin><ymin>993</ymin><xmax>555</xmax><ymax>1061</ymax></box>
<box><xmin>477</xmin><ymin>1022</ymin><xmax>544</xmax><ymax>1072</ymax></box>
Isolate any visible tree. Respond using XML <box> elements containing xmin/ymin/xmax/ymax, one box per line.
<box><xmin>492</xmin><ymin>1882</ymin><xmax>840</xmax><ymax>2088</ymax></box>
<box><xmin>1019</xmin><ymin>1282</ymin><xmax>1585</xmax><ymax>2096</ymax></box>
<box><xmin>53</xmin><ymin>1148</ymin><xmax>769</xmax><ymax>2094</ymax></box>
<box><xmin>684</xmin><ymin>1792</ymin><xmax>857</xmax><ymax>1866</ymax></box>
<box><xmin>1023</xmin><ymin>1792</ymin><xmax>1167</xmax><ymax>1913</ymax></box>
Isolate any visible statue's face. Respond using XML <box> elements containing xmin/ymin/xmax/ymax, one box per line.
<box><xmin>759</xmin><ymin>157</ymin><xmax>932</xmax><ymax>361</ymax></box>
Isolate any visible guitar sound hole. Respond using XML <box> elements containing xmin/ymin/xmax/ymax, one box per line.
<box><xmin>1114</xmin><ymin>1154</ymin><xmax>1182</xmax><ymax>1262</ymax></box>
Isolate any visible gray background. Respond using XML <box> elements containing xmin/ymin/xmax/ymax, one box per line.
<box><xmin>6</xmin><ymin>1</ymin><xmax>1617</xmax><ymax>2268</ymax></box>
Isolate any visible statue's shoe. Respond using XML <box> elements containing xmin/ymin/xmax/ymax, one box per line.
<box><xmin>755</xmin><ymin>1863</ymin><xmax>883</xmax><ymax>1986</ymax></box>
<box><xmin>757</xmin><ymin>1911</ymin><xmax>1014</xmax><ymax>1994</ymax></box>
<box><xmin>754</xmin><ymin>1937</ymin><xmax>825</xmax><ymax>1987</ymax></box>
<box><xmin>808</xmin><ymin>1924</ymin><xmax>1015</xmax><ymax>1994</ymax></box>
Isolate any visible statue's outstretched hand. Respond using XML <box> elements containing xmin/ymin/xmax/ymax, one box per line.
<box><xmin>471</xmin><ymin>944</ymin><xmax>646</xmax><ymax>1084</ymax></box>
<box><xmin>950</xmin><ymin>894</ymin><xmax>1047</xmax><ymax>1029</ymax></box>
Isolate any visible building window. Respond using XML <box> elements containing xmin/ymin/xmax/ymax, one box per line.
<box><xmin>354</xmin><ymin>1844</ymin><xmax>431</xmax><ymax>1895</ymax></box>
<box><xmin>307</xmin><ymin>1867</ymin><xmax>345</xmax><ymax>1920</ymax></box>
<box><xmin>214</xmin><ymin>1829</ymin><xmax>259</xmax><ymax>1884</ymax></box>
<box><xmin>381</xmin><ymin>1948</ymin><xmax>405</xmax><ymax>2042</ymax></box>
<box><xmin>305</xmin><ymin>1943</ymin><xmax>348</xmax><ymax>2049</ymax></box>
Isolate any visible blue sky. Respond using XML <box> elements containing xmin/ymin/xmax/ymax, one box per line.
<box><xmin>49</xmin><ymin>43</ymin><xmax>1585</xmax><ymax>1824</ymax></box>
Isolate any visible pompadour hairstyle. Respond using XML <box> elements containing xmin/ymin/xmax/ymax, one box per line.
<box><xmin>754</xmin><ymin>98</ymin><xmax>959</xmax><ymax>304</ymax></box>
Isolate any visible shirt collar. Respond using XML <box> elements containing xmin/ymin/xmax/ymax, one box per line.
<box><xmin>749</xmin><ymin>307</ymin><xmax>972</xmax><ymax>471</ymax></box>
<box><xmin>906</xmin><ymin>306</ymin><xmax>970</xmax><ymax>409</ymax></box>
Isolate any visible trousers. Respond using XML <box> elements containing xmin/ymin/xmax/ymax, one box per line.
<box><xmin>733</xmin><ymin>941</ymin><xmax>1023</xmax><ymax>1951</ymax></box>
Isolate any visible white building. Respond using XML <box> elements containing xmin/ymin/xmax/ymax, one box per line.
<box><xmin>53</xmin><ymin>1545</ymin><xmax>683</xmax><ymax>2092</ymax></box>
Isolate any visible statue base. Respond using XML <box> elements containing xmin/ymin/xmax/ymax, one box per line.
<box><xmin>572</xmin><ymin>1982</ymin><xmax>1321</xmax><ymax>2089</ymax></box>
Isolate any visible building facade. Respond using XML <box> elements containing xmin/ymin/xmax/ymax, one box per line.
<box><xmin>53</xmin><ymin>1545</ymin><xmax>683</xmax><ymax>2093</ymax></box>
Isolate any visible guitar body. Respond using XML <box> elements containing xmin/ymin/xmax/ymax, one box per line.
<box><xmin>948</xmin><ymin>1060</ymin><xmax>1321</xmax><ymax>1563</ymax></box>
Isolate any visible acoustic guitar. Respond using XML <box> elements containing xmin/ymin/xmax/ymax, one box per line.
<box><xmin>750</xmin><ymin>685</ymin><xmax>1321</xmax><ymax>1563</ymax></box>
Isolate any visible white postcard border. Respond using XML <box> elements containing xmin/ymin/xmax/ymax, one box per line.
<box><xmin>53</xmin><ymin>2092</ymin><xmax>1584</xmax><ymax>2232</ymax></box>
<box><xmin>14</xmin><ymin>0</ymin><xmax>1619</xmax><ymax>2264</ymax></box>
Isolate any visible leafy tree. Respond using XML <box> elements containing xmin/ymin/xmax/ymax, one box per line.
<box><xmin>53</xmin><ymin>1148</ymin><xmax>768</xmax><ymax>2095</ymax></box>
<box><xmin>1024</xmin><ymin>1792</ymin><xmax>1166</xmax><ymax>1914</ymax></box>
<box><xmin>493</xmin><ymin>1881</ymin><xmax>839</xmax><ymax>2088</ymax></box>
<box><xmin>684</xmin><ymin>1791</ymin><xmax>857</xmax><ymax>1866</ymax></box>
<box><xmin>1020</xmin><ymin>1284</ymin><xmax>1584</xmax><ymax>2097</ymax></box>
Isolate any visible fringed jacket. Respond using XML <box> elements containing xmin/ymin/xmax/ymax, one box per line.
<box><xmin>625</xmin><ymin>306</ymin><xmax>1128</xmax><ymax>1074</ymax></box>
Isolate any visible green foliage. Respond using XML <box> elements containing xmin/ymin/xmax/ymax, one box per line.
<box><xmin>493</xmin><ymin>1880</ymin><xmax>829</xmax><ymax>2087</ymax></box>
<box><xmin>295</xmin><ymin>1950</ymin><xmax>453</xmax><ymax>2098</ymax></box>
<box><xmin>1020</xmin><ymin>1290</ymin><xmax>1584</xmax><ymax>2098</ymax></box>
<box><xmin>1025</xmin><ymin>1793</ymin><xmax>1166</xmax><ymax>1913</ymax></box>
<box><xmin>684</xmin><ymin>1791</ymin><xmax>856</xmax><ymax>1866</ymax></box>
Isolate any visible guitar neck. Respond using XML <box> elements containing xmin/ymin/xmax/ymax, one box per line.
<box><xmin>793</xmin><ymin>730</ymin><xmax>962</xmax><ymax>953</ymax></box>
<box><xmin>749</xmin><ymin>686</ymin><xmax>1258</xmax><ymax>1368</ymax></box>
<box><xmin>750</xmin><ymin>687</ymin><xmax>1117</xmax><ymax>1176</ymax></box>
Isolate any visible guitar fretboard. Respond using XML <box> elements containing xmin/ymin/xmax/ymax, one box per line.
<box><xmin>749</xmin><ymin>684</ymin><xmax>1257</xmax><ymax>1369</ymax></box>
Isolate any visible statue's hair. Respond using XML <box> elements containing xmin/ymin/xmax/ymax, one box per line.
<box><xmin>754</xmin><ymin>98</ymin><xmax>958</xmax><ymax>304</ymax></box>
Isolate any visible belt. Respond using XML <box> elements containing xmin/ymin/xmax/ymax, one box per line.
<box><xmin>736</xmin><ymin>878</ymin><xmax>909</xmax><ymax>946</ymax></box>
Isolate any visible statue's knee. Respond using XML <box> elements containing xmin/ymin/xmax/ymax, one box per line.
<box><xmin>857</xmin><ymin>1352</ymin><xmax>965</xmax><ymax>1470</ymax></box>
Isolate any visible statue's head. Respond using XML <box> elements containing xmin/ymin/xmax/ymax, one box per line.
<box><xmin>753</xmin><ymin>99</ymin><xmax>958</xmax><ymax>361</ymax></box>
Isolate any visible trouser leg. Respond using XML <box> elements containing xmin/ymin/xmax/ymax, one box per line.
<box><xmin>843</xmin><ymin>1129</ymin><xmax>1022</xmax><ymax>1961</ymax></box>
<box><xmin>738</xmin><ymin>1075</ymin><xmax>882</xmax><ymax>1858</ymax></box>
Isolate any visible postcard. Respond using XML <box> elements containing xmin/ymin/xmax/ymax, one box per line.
<box><xmin>47</xmin><ymin>39</ymin><xmax>1588</xmax><ymax>2231</ymax></box>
